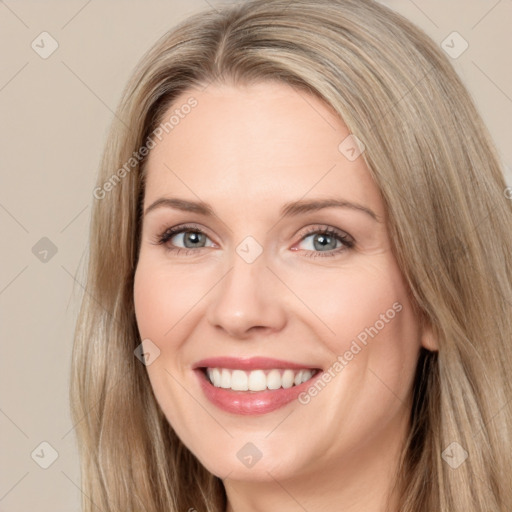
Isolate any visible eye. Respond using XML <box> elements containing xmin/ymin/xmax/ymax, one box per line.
<box><xmin>152</xmin><ymin>223</ymin><xmax>215</xmax><ymax>255</ymax></box>
<box><xmin>151</xmin><ymin>223</ymin><xmax>355</xmax><ymax>258</ymax></box>
<box><xmin>295</xmin><ymin>226</ymin><xmax>355</xmax><ymax>258</ymax></box>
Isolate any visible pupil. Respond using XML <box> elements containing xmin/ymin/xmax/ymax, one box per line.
<box><xmin>314</xmin><ymin>234</ymin><xmax>335</xmax><ymax>251</ymax></box>
<box><xmin>185</xmin><ymin>232</ymin><xmax>204</xmax><ymax>248</ymax></box>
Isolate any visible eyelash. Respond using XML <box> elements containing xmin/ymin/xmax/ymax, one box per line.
<box><xmin>151</xmin><ymin>223</ymin><xmax>355</xmax><ymax>259</ymax></box>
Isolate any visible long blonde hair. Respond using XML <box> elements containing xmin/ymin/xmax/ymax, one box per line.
<box><xmin>70</xmin><ymin>0</ymin><xmax>512</xmax><ymax>510</ymax></box>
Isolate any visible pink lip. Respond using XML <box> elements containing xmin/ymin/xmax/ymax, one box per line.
<box><xmin>192</xmin><ymin>357</ymin><xmax>323</xmax><ymax>416</ymax></box>
<box><xmin>193</xmin><ymin>356</ymin><xmax>321</xmax><ymax>371</ymax></box>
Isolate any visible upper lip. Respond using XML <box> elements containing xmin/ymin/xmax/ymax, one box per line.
<box><xmin>193</xmin><ymin>356</ymin><xmax>322</xmax><ymax>371</ymax></box>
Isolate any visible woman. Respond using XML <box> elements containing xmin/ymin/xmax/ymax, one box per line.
<box><xmin>70</xmin><ymin>0</ymin><xmax>512</xmax><ymax>510</ymax></box>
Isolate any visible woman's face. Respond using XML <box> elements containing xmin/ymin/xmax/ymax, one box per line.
<box><xmin>133</xmin><ymin>81</ymin><xmax>435</xmax><ymax>483</ymax></box>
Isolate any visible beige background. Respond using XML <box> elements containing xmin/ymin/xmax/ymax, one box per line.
<box><xmin>0</xmin><ymin>0</ymin><xmax>510</xmax><ymax>510</ymax></box>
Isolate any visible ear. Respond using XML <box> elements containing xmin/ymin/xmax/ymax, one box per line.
<box><xmin>420</xmin><ymin>316</ymin><xmax>439</xmax><ymax>352</ymax></box>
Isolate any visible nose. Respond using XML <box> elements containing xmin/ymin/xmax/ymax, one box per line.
<box><xmin>205</xmin><ymin>249</ymin><xmax>287</xmax><ymax>340</ymax></box>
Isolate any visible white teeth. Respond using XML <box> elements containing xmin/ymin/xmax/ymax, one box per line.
<box><xmin>282</xmin><ymin>369</ymin><xmax>295</xmax><ymax>389</ymax></box>
<box><xmin>231</xmin><ymin>370</ymin><xmax>248</xmax><ymax>391</ymax></box>
<box><xmin>206</xmin><ymin>367</ymin><xmax>318</xmax><ymax>391</ymax></box>
<box><xmin>267</xmin><ymin>369</ymin><xmax>281</xmax><ymax>390</ymax></box>
<box><xmin>248</xmin><ymin>370</ymin><xmax>267</xmax><ymax>391</ymax></box>
<box><xmin>220</xmin><ymin>369</ymin><xmax>231</xmax><ymax>388</ymax></box>
<box><xmin>301</xmin><ymin>369</ymin><xmax>313</xmax><ymax>383</ymax></box>
<box><xmin>212</xmin><ymin>368</ymin><xmax>221</xmax><ymax>386</ymax></box>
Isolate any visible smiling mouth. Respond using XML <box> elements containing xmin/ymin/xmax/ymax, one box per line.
<box><xmin>201</xmin><ymin>367</ymin><xmax>321</xmax><ymax>392</ymax></box>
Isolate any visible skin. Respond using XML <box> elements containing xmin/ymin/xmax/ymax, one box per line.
<box><xmin>133</xmin><ymin>81</ymin><xmax>437</xmax><ymax>512</ymax></box>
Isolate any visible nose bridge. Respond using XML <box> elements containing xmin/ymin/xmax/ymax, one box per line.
<box><xmin>206</xmin><ymin>238</ymin><xmax>286</xmax><ymax>337</ymax></box>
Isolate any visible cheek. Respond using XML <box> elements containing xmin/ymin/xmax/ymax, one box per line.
<box><xmin>133</xmin><ymin>265</ymin><xmax>166</xmax><ymax>341</ymax></box>
<box><xmin>317</xmin><ymin>259</ymin><xmax>421</xmax><ymax>390</ymax></box>
<box><xmin>307</xmin><ymin>261</ymin><xmax>411</xmax><ymax>346</ymax></box>
<box><xmin>133</xmin><ymin>257</ymin><xmax>205</xmax><ymax>340</ymax></box>
<box><xmin>133</xmin><ymin>261</ymin><xmax>193</xmax><ymax>413</ymax></box>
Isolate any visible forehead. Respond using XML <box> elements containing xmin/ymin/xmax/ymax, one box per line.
<box><xmin>143</xmin><ymin>82</ymin><xmax>383</xmax><ymax>218</ymax></box>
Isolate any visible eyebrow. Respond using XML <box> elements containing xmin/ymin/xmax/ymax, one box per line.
<box><xmin>144</xmin><ymin>197</ymin><xmax>381</xmax><ymax>222</ymax></box>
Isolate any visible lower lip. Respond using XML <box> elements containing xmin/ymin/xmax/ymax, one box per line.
<box><xmin>195</xmin><ymin>369</ymin><xmax>323</xmax><ymax>415</ymax></box>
